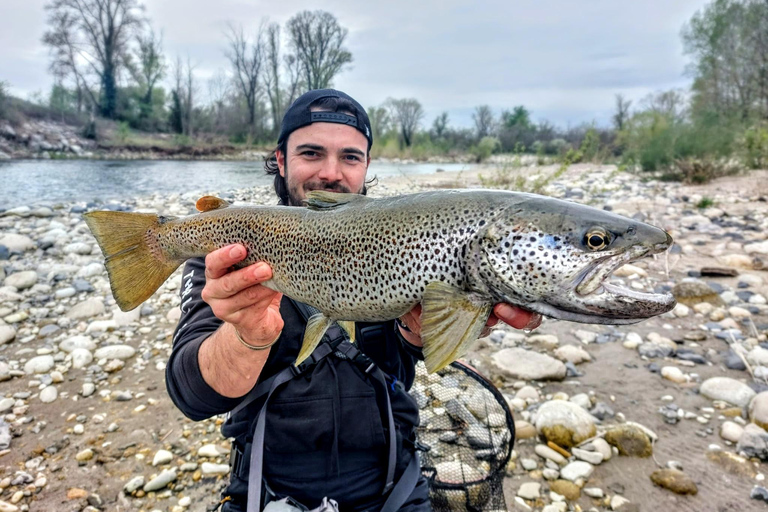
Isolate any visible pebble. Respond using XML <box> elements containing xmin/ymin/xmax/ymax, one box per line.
<box><xmin>661</xmin><ymin>366</ymin><xmax>688</xmax><ymax>384</ymax></box>
<box><xmin>23</xmin><ymin>355</ymin><xmax>54</xmax><ymax>374</ymax></box>
<box><xmin>517</xmin><ymin>482</ymin><xmax>541</xmax><ymax>500</ymax></box>
<box><xmin>720</xmin><ymin>421</ymin><xmax>744</xmax><ymax>443</ymax></box>
<box><xmin>201</xmin><ymin>462</ymin><xmax>230</xmax><ymax>476</ymax></box>
<box><xmin>153</xmin><ymin>449</ymin><xmax>173</xmax><ymax>466</ymax></box>
<box><xmin>94</xmin><ymin>345</ymin><xmax>136</xmax><ymax>360</ymax></box>
<box><xmin>0</xmin><ymin>325</ymin><xmax>16</xmax><ymax>345</ymax></box>
<box><xmin>650</xmin><ymin>468</ymin><xmax>698</xmax><ymax>495</ymax></box>
<box><xmin>534</xmin><ymin>444</ymin><xmax>567</xmax><ymax>465</ymax></box>
<box><xmin>560</xmin><ymin>461</ymin><xmax>594</xmax><ymax>482</ymax></box>
<box><xmin>143</xmin><ymin>469</ymin><xmax>176</xmax><ymax>492</ymax></box>
<box><xmin>700</xmin><ymin>377</ymin><xmax>756</xmax><ymax>408</ymax></box>
<box><xmin>39</xmin><ymin>386</ymin><xmax>58</xmax><ymax>403</ymax></box>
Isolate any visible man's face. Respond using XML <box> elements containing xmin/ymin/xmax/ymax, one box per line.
<box><xmin>276</xmin><ymin>118</ymin><xmax>370</xmax><ymax>206</ymax></box>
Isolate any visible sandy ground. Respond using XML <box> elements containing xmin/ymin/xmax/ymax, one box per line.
<box><xmin>2</xmin><ymin>164</ymin><xmax>768</xmax><ymax>511</ymax></box>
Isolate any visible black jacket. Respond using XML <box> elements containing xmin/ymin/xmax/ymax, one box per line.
<box><xmin>166</xmin><ymin>257</ymin><xmax>425</xmax><ymax>510</ymax></box>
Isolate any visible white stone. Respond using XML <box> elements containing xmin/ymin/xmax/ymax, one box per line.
<box><xmin>572</xmin><ymin>447</ymin><xmax>604</xmax><ymax>465</ymax></box>
<box><xmin>0</xmin><ymin>325</ymin><xmax>16</xmax><ymax>345</ymax></box>
<box><xmin>0</xmin><ymin>234</ymin><xmax>35</xmax><ymax>252</ymax></box>
<box><xmin>39</xmin><ymin>386</ymin><xmax>57</xmax><ymax>403</ymax></box>
<box><xmin>554</xmin><ymin>345</ymin><xmax>591</xmax><ymax>364</ymax></box>
<box><xmin>583</xmin><ymin>487</ymin><xmax>604</xmax><ymax>499</ymax></box>
<box><xmin>112</xmin><ymin>307</ymin><xmax>141</xmax><ymax>327</ymax></box>
<box><xmin>748</xmin><ymin>347</ymin><xmax>768</xmax><ymax>367</ymax></box>
<box><xmin>517</xmin><ymin>482</ymin><xmax>541</xmax><ymax>500</ymax></box>
<box><xmin>82</xmin><ymin>383</ymin><xmax>95</xmax><ymax>397</ymax></box>
<box><xmin>591</xmin><ymin>438</ymin><xmax>612</xmax><ymax>461</ymax></box>
<box><xmin>66</xmin><ymin>298</ymin><xmax>105</xmax><ymax>320</ymax></box>
<box><xmin>673</xmin><ymin>303</ymin><xmax>690</xmax><ymax>317</ymax></box>
<box><xmin>71</xmin><ymin>348</ymin><xmax>94</xmax><ymax>369</ymax></box>
<box><xmin>3</xmin><ymin>271</ymin><xmax>38</xmax><ymax>290</ymax></box>
<box><xmin>611</xmin><ymin>495</ymin><xmax>631</xmax><ymax>510</ymax></box>
<box><xmin>700</xmin><ymin>377</ymin><xmax>756</xmax><ymax>408</ymax></box>
<box><xmin>153</xmin><ymin>449</ymin><xmax>173</xmax><ymax>466</ymax></box>
<box><xmin>569</xmin><ymin>393</ymin><xmax>592</xmax><ymax>410</ymax></box>
<box><xmin>527</xmin><ymin>334</ymin><xmax>559</xmax><ymax>348</ymax></box>
<box><xmin>492</xmin><ymin>348</ymin><xmax>566</xmax><ymax>381</ymax></box>
<box><xmin>515</xmin><ymin>386</ymin><xmax>541</xmax><ymax>402</ymax></box>
<box><xmin>560</xmin><ymin>461</ymin><xmax>594</xmax><ymax>482</ymax></box>
<box><xmin>574</xmin><ymin>329</ymin><xmax>598</xmax><ymax>344</ymax></box>
<box><xmin>94</xmin><ymin>344</ymin><xmax>136</xmax><ymax>360</ymax></box>
<box><xmin>745</xmin><ymin>241</ymin><xmax>768</xmax><ymax>255</ymax></box>
<box><xmin>197</xmin><ymin>444</ymin><xmax>229</xmax><ymax>458</ymax></box>
<box><xmin>720</xmin><ymin>421</ymin><xmax>744</xmax><ymax>443</ymax></box>
<box><xmin>0</xmin><ymin>398</ymin><xmax>15</xmax><ymax>413</ymax></box>
<box><xmin>201</xmin><ymin>462</ymin><xmax>230</xmax><ymax>476</ymax></box>
<box><xmin>729</xmin><ymin>306</ymin><xmax>751</xmax><ymax>319</ymax></box>
<box><xmin>534</xmin><ymin>444</ymin><xmax>567</xmax><ymax>465</ymax></box>
<box><xmin>24</xmin><ymin>355</ymin><xmax>54</xmax><ymax>374</ymax></box>
<box><xmin>661</xmin><ymin>366</ymin><xmax>688</xmax><ymax>384</ymax></box>
<box><xmin>59</xmin><ymin>335</ymin><xmax>97</xmax><ymax>353</ymax></box>
<box><xmin>143</xmin><ymin>469</ymin><xmax>176</xmax><ymax>491</ymax></box>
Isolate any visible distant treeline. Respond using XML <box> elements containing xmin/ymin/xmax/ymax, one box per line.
<box><xmin>0</xmin><ymin>0</ymin><xmax>766</xmax><ymax>180</ymax></box>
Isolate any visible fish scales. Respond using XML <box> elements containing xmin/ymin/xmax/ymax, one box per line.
<box><xmin>156</xmin><ymin>190</ymin><xmax>507</xmax><ymax>321</ymax></box>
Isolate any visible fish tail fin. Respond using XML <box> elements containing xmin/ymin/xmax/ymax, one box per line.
<box><xmin>84</xmin><ymin>211</ymin><xmax>181</xmax><ymax>311</ymax></box>
<box><xmin>295</xmin><ymin>314</ymin><xmax>333</xmax><ymax>366</ymax></box>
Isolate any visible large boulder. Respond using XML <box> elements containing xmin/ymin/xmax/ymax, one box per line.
<box><xmin>700</xmin><ymin>377</ymin><xmax>756</xmax><ymax>408</ymax></box>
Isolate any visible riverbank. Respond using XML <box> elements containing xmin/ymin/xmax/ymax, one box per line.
<box><xmin>1</xmin><ymin>165</ymin><xmax>768</xmax><ymax>511</ymax></box>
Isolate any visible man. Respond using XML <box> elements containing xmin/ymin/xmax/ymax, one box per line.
<box><xmin>166</xmin><ymin>89</ymin><xmax>540</xmax><ymax>512</ymax></box>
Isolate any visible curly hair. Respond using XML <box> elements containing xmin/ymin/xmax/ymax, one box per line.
<box><xmin>264</xmin><ymin>96</ymin><xmax>376</xmax><ymax>205</ymax></box>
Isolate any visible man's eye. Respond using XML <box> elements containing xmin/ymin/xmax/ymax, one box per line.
<box><xmin>344</xmin><ymin>155</ymin><xmax>361</xmax><ymax>162</ymax></box>
<box><xmin>302</xmin><ymin>151</ymin><xmax>318</xmax><ymax>157</ymax></box>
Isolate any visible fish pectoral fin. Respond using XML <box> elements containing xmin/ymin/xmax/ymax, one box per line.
<box><xmin>296</xmin><ymin>313</ymin><xmax>333</xmax><ymax>366</ymax></box>
<box><xmin>304</xmin><ymin>191</ymin><xmax>372</xmax><ymax>210</ymax></box>
<box><xmin>338</xmin><ymin>321</ymin><xmax>356</xmax><ymax>344</ymax></box>
<box><xmin>195</xmin><ymin>196</ymin><xmax>231</xmax><ymax>212</ymax></box>
<box><xmin>420</xmin><ymin>282</ymin><xmax>492</xmax><ymax>373</ymax></box>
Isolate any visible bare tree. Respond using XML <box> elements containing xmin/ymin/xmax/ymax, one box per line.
<box><xmin>171</xmin><ymin>56</ymin><xmax>196</xmax><ymax>135</ymax></box>
<box><xmin>431</xmin><ymin>112</ymin><xmax>449</xmax><ymax>139</ymax></box>
<box><xmin>263</xmin><ymin>23</ymin><xmax>283</xmax><ymax>133</ymax></box>
<box><xmin>472</xmin><ymin>105</ymin><xmax>495</xmax><ymax>139</ymax></box>
<box><xmin>129</xmin><ymin>27</ymin><xmax>165</xmax><ymax>113</ymax></box>
<box><xmin>286</xmin><ymin>11</ymin><xmax>352</xmax><ymax>90</ymax></box>
<box><xmin>612</xmin><ymin>94</ymin><xmax>632</xmax><ymax>131</ymax></box>
<box><xmin>386</xmin><ymin>98</ymin><xmax>423</xmax><ymax>147</ymax></box>
<box><xmin>43</xmin><ymin>0</ymin><xmax>144</xmax><ymax>119</ymax></box>
<box><xmin>225</xmin><ymin>23</ymin><xmax>264</xmax><ymax>130</ymax></box>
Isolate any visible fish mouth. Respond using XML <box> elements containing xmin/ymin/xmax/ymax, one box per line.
<box><xmin>554</xmin><ymin>243</ymin><xmax>676</xmax><ymax>323</ymax></box>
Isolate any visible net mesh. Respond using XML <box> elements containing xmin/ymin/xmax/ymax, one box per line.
<box><xmin>410</xmin><ymin>361</ymin><xmax>514</xmax><ymax>512</ymax></box>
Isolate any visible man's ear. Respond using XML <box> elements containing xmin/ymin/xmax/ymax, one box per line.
<box><xmin>276</xmin><ymin>148</ymin><xmax>286</xmax><ymax>178</ymax></box>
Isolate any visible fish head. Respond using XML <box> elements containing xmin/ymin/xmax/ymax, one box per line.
<box><xmin>471</xmin><ymin>196</ymin><xmax>676</xmax><ymax>324</ymax></box>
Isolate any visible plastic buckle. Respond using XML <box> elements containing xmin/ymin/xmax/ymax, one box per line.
<box><xmin>383</xmin><ymin>481</ymin><xmax>395</xmax><ymax>495</ymax></box>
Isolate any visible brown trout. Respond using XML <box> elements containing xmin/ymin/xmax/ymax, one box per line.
<box><xmin>84</xmin><ymin>189</ymin><xmax>676</xmax><ymax>372</ymax></box>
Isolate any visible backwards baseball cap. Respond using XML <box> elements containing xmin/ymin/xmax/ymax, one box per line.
<box><xmin>277</xmin><ymin>89</ymin><xmax>373</xmax><ymax>150</ymax></box>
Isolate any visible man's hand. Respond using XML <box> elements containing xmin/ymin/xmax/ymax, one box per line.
<box><xmin>397</xmin><ymin>303</ymin><xmax>542</xmax><ymax>347</ymax></box>
<box><xmin>201</xmin><ymin>244</ymin><xmax>284</xmax><ymax>346</ymax></box>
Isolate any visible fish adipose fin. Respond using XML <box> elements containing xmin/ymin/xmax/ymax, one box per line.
<box><xmin>296</xmin><ymin>313</ymin><xmax>334</xmax><ymax>366</ymax></box>
<box><xmin>84</xmin><ymin>211</ymin><xmax>181</xmax><ymax>312</ymax></box>
<box><xmin>421</xmin><ymin>282</ymin><xmax>493</xmax><ymax>373</ymax></box>
<box><xmin>196</xmin><ymin>196</ymin><xmax>232</xmax><ymax>212</ymax></box>
<box><xmin>304</xmin><ymin>191</ymin><xmax>372</xmax><ymax>210</ymax></box>
<box><xmin>338</xmin><ymin>321</ymin><xmax>356</xmax><ymax>343</ymax></box>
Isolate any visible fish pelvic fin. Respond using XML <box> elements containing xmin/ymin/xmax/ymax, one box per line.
<box><xmin>338</xmin><ymin>321</ymin><xmax>356</xmax><ymax>343</ymax></box>
<box><xmin>84</xmin><ymin>211</ymin><xmax>181</xmax><ymax>312</ymax></box>
<box><xmin>296</xmin><ymin>313</ymin><xmax>333</xmax><ymax>366</ymax></box>
<box><xmin>304</xmin><ymin>191</ymin><xmax>372</xmax><ymax>210</ymax></box>
<box><xmin>196</xmin><ymin>196</ymin><xmax>231</xmax><ymax>212</ymax></box>
<box><xmin>421</xmin><ymin>282</ymin><xmax>493</xmax><ymax>373</ymax></box>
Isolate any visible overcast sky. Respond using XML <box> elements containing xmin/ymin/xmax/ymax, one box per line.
<box><xmin>0</xmin><ymin>0</ymin><xmax>710</xmax><ymax>129</ymax></box>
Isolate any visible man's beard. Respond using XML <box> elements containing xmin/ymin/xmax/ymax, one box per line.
<box><xmin>284</xmin><ymin>162</ymin><xmax>362</xmax><ymax>206</ymax></box>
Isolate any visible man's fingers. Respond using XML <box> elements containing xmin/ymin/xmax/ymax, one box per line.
<box><xmin>214</xmin><ymin>285</ymin><xmax>281</xmax><ymax>318</ymax></box>
<box><xmin>205</xmin><ymin>245</ymin><xmax>247</xmax><ymax>280</ymax></box>
<box><xmin>204</xmin><ymin>262</ymin><xmax>273</xmax><ymax>301</ymax></box>
<box><xmin>493</xmin><ymin>303</ymin><xmax>542</xmax><ymax>330</ymax></box>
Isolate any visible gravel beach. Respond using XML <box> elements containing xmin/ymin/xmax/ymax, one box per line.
<box><xmin>1</xmin><ymin>163</ymin><xmax>768</xmax><ymax>511</ymax></box>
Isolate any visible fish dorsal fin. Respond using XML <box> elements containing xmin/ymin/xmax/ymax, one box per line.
<box><xmin>196</xmin><ymin>196</ymin><xmax>231</xmax><ymax>212</ymax></box>
<box><xmin>420</xmin><ymin>282</ymin><xmax>493</xmax><ymax>373</ymax></box>
<box><xmin>304</xmin><ymin>191</ymin><xmax>371</xmax><ymax>210</ymax></box>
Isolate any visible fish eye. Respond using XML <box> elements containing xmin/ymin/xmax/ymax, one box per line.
<box><xmin>584</xmin><ymin>229</ymin><xmax>610</xmax><ymax>251</ymax></box>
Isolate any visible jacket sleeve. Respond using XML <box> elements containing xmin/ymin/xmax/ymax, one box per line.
<box><xmin>165</xmin><ymin>257</ymin><xmax>243</xmax><ymax>421</ymax></box>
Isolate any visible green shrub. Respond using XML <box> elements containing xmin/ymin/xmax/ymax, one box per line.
<box><xmin>563</xmin><ymin>147</ymin><xmax>583</xmax><ymax>164</ymax></box>
<box><xmin>741</xmin><ymin>124</ymin><xmax>768</xmax><ymax>170</ymax></box>
<box><xmin>0</xmin><ymin>81</ymin><xmax>8</xmax><ymax>120</ymax></box>
<box><xmin>470</xmin><ymin>136</ymin><xmax>500</xmax><ymax>162</ymax></box>
<box><xmin>696</xmin><ymin>196</ymin><xmax>715</xmax><ymax>209</ymax></box>
<box><xmin>579</xmin><ymin>127</ymin><xmax>600</xmax><ymax>162</ymax></box>
<box><xmin>116</xmin><ymin>121</ymin><xmax>131</xmax><ymax>143</ymax></box>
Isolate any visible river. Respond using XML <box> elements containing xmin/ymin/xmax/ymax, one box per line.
<box><xmin>0</xmin><ymin>159</ymin><xmax>476</xmax><ymax>209</ymax></box>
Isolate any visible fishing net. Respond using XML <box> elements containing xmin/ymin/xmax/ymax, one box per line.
<box><xmin>410</xmin><ymin>361</ymin><xmax>514</xmax><ymax>512</ymax></box>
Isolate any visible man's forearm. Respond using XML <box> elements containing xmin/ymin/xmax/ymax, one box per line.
<box><xmin>198</xmin><ymin>323</ymin><xmax>273</xmax><ymax>398</ymax></box>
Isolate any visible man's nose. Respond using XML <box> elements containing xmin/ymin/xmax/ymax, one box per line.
<box><xmin>316</xmin><ymin>158</ymin><xmax>344</xmax><ymax>181</ymax></box>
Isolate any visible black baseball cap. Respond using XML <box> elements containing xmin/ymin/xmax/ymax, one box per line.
<box><xmin>277</xmin><ymin>89</ymin><xmax>373</xmax><ymax>150</ymax></box>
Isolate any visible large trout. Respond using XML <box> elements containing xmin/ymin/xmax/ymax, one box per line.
<box><xmin>84</xmin><ymin>189</ymin><xmax>676</xmax><ymax>372</ymax></box>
